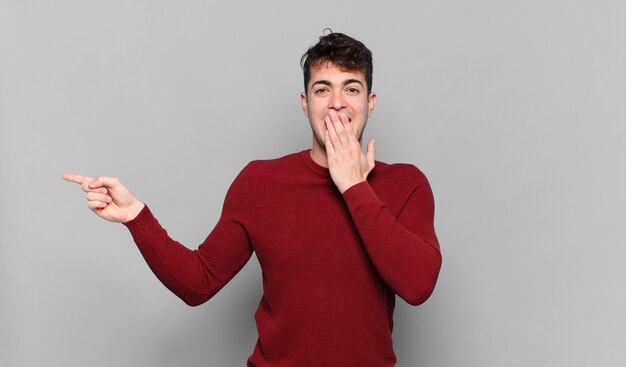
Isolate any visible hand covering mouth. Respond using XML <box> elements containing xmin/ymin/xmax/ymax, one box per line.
<box><xmin>324</xmin><ymin>114</ymin><xmax>352</xmax><ymax>123</ymax></box>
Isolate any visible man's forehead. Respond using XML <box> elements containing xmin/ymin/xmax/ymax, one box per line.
<box><xmin>308</xmin><ymin>62</ymin><xmax>366</xmax><ymax>84</ymax></box>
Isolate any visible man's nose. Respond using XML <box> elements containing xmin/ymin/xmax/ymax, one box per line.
<box><xmin>328</xmin><ymin>92</ymin><xmax>347</xmax><ymax>110</ymax></box>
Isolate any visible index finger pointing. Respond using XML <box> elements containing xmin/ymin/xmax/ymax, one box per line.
<box><xmin>62</xmin><ymin>173</ymin><xmax>94</xmax><ymax>185</ymax></box>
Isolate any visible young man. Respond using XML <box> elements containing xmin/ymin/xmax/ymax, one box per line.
<box><xmin>63</xmin><ymin>32</ymin><xmax>442</xmax><ymax>366</ymax></box>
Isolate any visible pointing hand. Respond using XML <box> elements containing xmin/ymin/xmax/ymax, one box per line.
<box><xmin>62</xmin><ymin>174</ymin><xmax>144</xmax><ymax>223</ymax></box>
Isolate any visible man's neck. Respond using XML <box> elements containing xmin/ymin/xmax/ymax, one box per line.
<box><xmin>309</xmin><ymin>142</ymin><xmax>328</xmax><ymax>168</ymax></box>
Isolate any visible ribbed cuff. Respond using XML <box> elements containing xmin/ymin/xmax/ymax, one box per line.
<box><xmin>341</xmin><ymin>181</ymin><xmax>385</xmax><ymax>210</ymax></box>
<box><xmin>122</xmin><ymin>204</ymin><xmax>154</xmax><ymax>242</ymax></box>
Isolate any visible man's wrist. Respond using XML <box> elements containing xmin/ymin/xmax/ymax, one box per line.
<box><xmin>338</xmin><ymin>179</ymin><xmax>366</xmax><ymax>194</ymax></box>
<box><xmin>125</xmin><ymin>200</ymin><xmax>145</xmax><ymax>223</ymax></box>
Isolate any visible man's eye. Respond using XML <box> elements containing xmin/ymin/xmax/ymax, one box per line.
<box><xmin>346</xmin><ymin>88</ymin><xmax>360</xmax><ymax>94</ymax></box>
<box><xmin>314</xmin><ymin>88</ymin><xmax>329</xmax><ymax>94</ymax></box>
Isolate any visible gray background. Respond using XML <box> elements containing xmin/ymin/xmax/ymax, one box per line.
<box><xmin>1</xmin><ymin>1</ymin><xmax>625</xmax><ymax>366</ymax></box>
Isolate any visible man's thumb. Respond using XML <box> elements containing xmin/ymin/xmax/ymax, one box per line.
<box><xmin>366</xmin><ymin>139</ymin><xmax>376</xmax><ymax>165</ymax></box>
<box><xmin>88</xmin><ymin>176</ymin><xmax>120</xmax><ymax>189</ymax></box>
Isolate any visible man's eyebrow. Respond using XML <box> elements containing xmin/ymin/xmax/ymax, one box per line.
<box><xmin>311</xmin><ymin>80</ymin><xmax>332</xmax><ymax>87</ymax></box>
<box><xmin>311</xmin><ymin>79</ymin><xmax>364</xmax><ymax>88</ymax></box>
<box><xmin>343</xmin><ymin>79</ymin><xmax>364</xmax><ymax>87</ymax></box>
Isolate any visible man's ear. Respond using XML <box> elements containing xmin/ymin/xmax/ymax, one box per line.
<box><xmin>367</xmin><ymin>92</ymin><xmax>377</xmax><ymax>117</ymax></box>
<box><xmin>300</xmin><ymin>91</ymin><xmax>309</xmax><ymax>117</ymax></box>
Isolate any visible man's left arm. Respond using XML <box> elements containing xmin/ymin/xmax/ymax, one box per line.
<box><xmin>342</xmin><ymin>176</ymin><xmax>442</xmax><ymax>306</ymax></box>
<box><xmin>324</xmin><ymin>111</ymin><xmax>442</xmax><ymax>305</ymax></box>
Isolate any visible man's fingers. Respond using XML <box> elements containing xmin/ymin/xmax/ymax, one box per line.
<box><xmin>61</xmin><ymin>173</ymin><xmax>81</xmax><ymax>183</ymax></box>
<box><xmin>62</xmin><ymin>173</ymin><xmax>94</xmax><ymax>185</ymax></box>
<box><xmin>82</xmin><ymin>185</ymin><xmax>107</xmax><ymax>194</ymax></box>
<box><xmin>325</xmin><ymin>116</ymin><xmax>341</xmax><ymax>150</ymax></box>
<box><xmin>87</xmin><ymin>200</ymin><xmax>108</xmax><ymax>210</ymax></box>
<box><xmin>62</xmin><ymin>173</ymin><xmax>107</xmax><ymax>193</ymax></box>
<box><xmin>366</xmin><ymin>139</ymin><xmax>376</xmax><ymax>167</ymax></box>
<box><xmin>324</xmin><ymin>129</ymin><xmax>335</xmax><ymax>156</ymax></box>
<box><xmin>337</xmin><ymin>112</ymin><xmax>359</xmax><ymax>145</ymax></box>
<box><xmin>86</xmin><ymin>192</ymin><xmax>112</xmax><ymax>203</ymax></box>
<box><xmin>88</xmin><ymin>176</ymin><xmax>120</xmax><ymax>189</ymax></box>
<box><xmin>337</xmin><ymin>112</ymin><xmax>350</xmax><ymax>127</ymax></box>
<box><xmin>328</xmin><ymin>110</ymin><xmax>351</xmax><ymax>146</ymax></box>
<box><xmin>328</xmin><ymin>110</ymin><xmax>345</xmax><ymax>133</ymax></box>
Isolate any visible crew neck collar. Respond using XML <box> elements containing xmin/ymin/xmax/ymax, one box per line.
<box><xmin>300</xmin><ymin>150</ymin><xmax>331</xmax><ymax>177</ymax></box>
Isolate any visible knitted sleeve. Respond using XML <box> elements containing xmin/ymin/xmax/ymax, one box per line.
<box><xmin>123</xmin><ymin>165</ymin><xmax>254</xmax><ymax>306</ymax></box>
<box><xmin>341</xmin><ymin>170</ymin><xmax>442</xmax><ymax>305</ymax></box>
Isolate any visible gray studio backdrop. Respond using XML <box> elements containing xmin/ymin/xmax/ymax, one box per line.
<box><xmin>1</xmin><ymin>1</ymin><xmax>625</xmax><ymax>366</ymax></box>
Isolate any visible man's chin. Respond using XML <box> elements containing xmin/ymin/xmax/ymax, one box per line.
<box><xmin>313</xmin><ymin>132</ymin><xmax>326</xmax><ymax>150</ymax></box>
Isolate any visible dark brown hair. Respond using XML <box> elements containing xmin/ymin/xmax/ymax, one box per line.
<box><xmin>300</xmin><ymin>31</ymin><xmax>373</xmax><ymax>94</ymax></box>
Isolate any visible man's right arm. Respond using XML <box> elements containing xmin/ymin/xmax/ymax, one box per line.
<box><xmin>62</xmin><ymin>167</ymin><xmax>254</xmax><ymax>306</ymax></box>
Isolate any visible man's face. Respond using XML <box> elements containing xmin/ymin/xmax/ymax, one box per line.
<box><xmin>301</xmin><ymin>62</ymin><xmax>376</xmax><ymax>150</ymax></box>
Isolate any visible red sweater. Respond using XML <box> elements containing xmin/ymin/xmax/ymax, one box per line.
<box><xmin>123</xmin><ymin>150</ymin><xmax>442</xmax><ymax>366</ymax></box>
